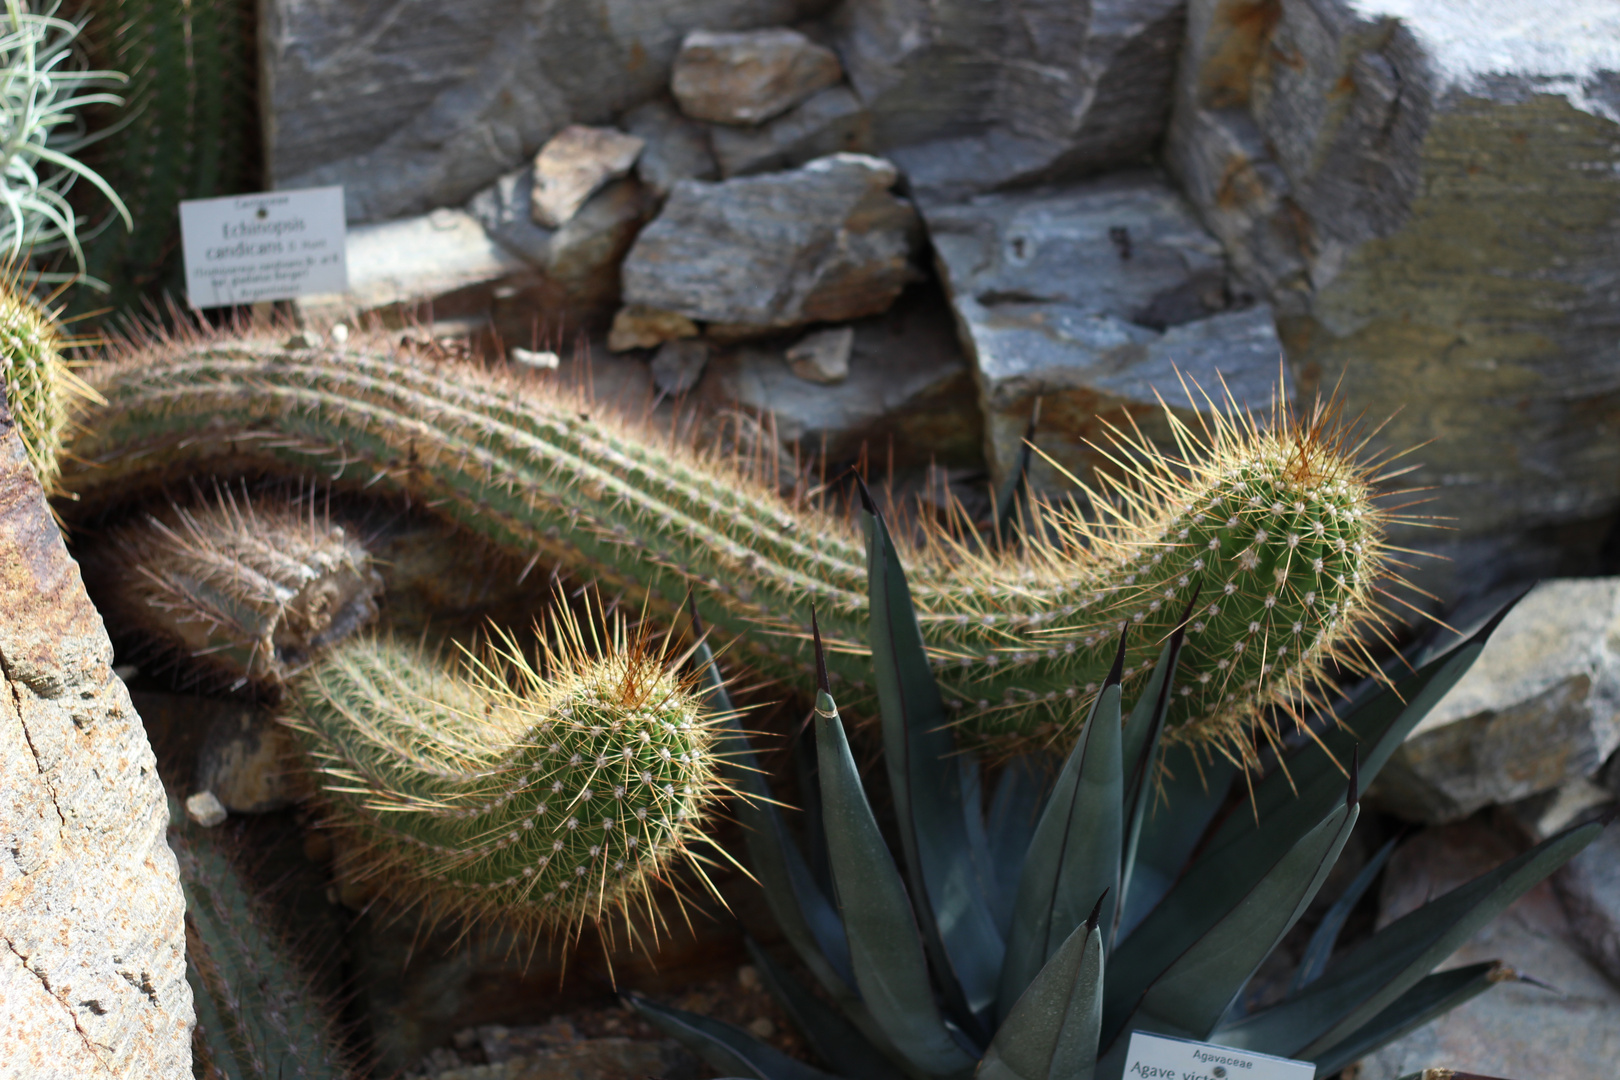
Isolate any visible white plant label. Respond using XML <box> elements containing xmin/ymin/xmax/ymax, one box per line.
<box><xmin>1123</xmin><ymin>1032</ymin><xmax>1315</xmax><ymax>1080</ymax></box>
<box><xmin>180</xmin><ymin>186</ymin><xmax>347</xmax><ymax>307</ymax></box>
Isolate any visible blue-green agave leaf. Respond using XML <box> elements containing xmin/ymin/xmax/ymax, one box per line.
<box><xmin>862</xmin><ymin>495</ymin><xmax>1004</xmax><ymax>1029</ymax></box>
<box><xmin>746</xmin><ymin>938</ymin><xmax>904</xmax><ymax>1080</ymax></box>
<box><xmin>814</xmin><ymin>657</ymin><xmax>980</xmax><ymax>1078</ymax></box>
<box><xmin>980</xmin><ymin>907</ymin><xmax>1104</xmax><ymax>1080</ymax></box>
<box><xmin>1291</xmin><ymin>835</ymin><xmax>1400</xmax><ymax>994</ymax></box>
<box><xmin>986</xmin><ymin>756</ymin><xmax>1048</xmax><ymax>937</ymax></box>
<box><xmin>1214</xmin><ymin>820</ymin><xmax>1602</xmax><ymax>1059</ymax></box>
<box><xmin>997</xmin><ymin>644</ymin><xmax>1124</xmax><ymax>1021</ymax></box>
<box><xmin>627</xmin><ymin>993</ymin><xmax>838</xmax><ymax>1080</ymax></box>
<box><xmin>1117</xmin><ymin>616</ymin><xmax>1190</xmax><ymax>946</ymax></box>
<box><xmin>1306</xmin><ymin>962</ymin><xmax>1508</xmax><ymax>1076</ymax></box>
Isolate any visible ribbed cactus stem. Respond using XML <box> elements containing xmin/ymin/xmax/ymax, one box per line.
<box><xmin>63</xmin><ymin>333</ymin><xmax>1394</xmax><ymax>753</ymax></box>
<box><xmin>1</xmin><ymin>281</ymin><xmax>94</xmax><ymax>493</ymax></box>
<box><xmin>85</xmin><ymin>488</ymin><xmax>383</xmax><ymax>688</ymax></box>
<box><xmin>284</xmin><ymin>608</ymin><xmax>729</xmax><ymax>935</ymax></box>
<box><xmin>169</xmin><ymin>799</ymin><xmax>353</xmax><ymax>1079</ymax></box>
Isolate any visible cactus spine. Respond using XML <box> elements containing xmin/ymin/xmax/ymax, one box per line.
<box><xmin>62</xmin><ymin>333</ymin><xmax>1395</xmax><ymax>756</ymax></box>
<box><xmin>283</xmin><ymin>606</ymin><xmax>730</xmax><ymax>937</ymax></box>
<box><xmin>0</xmin><ymin>282</ymin><xmax>96</xmax><ymax>492</ymax></box>
<box><xmin>168</xmin><ymin>799</ymin><xmax>353</xmax><ymax>1080</ymax></box>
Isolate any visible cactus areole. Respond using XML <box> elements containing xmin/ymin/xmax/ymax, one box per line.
<box><xmin>62</xmin><ymin>332</ymin><xmax>1397</xmax><ymax>757</ymax></box>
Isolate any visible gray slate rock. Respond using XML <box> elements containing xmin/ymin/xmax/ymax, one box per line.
<box><xmin>1552</xmin><ymin>823</ymin><xmax>1620</xmax><ymax>990</ymax></box>
<box><xmin>711</xmin><ymin>85</ymin><xmax>870</xmax><ymax>177</ymax></box>
<box><xmin>195</xmin><ymin>703</ymin><xmax>307</xmax><ymax>814</ymax></box>
<box><xmin>621</xmin><ymin>99</ymin><xmax>719</xmax><ymax>199</ymax></box>
<box><xmin>619</xmin><ymin>153</ymin><xmax>919</xmax><ymax>339</ymax></box>
<box><xmin>923</xmin><ymin>170</ymin><xmax>1285</xmax><ymax>495</ymax></box>
<box><xmin>530</xmin><ymin>125</ymin><xmax>644</xmax><ymax>228</ymax></box>
<box><xmin>785</xmin><ymin>325</ymin><xmax>853</xmax><ymax>384</ymax></box>
<box><xmin>650</xmin><ymin>338</ymin><xmax>710</xmax><ymax>396</ymax></box>
<box><xmin>1166</xmin><ymin>0</ymin><xmax>1620</xmax><ymax>606</ymax></box>
<box><xmin>831</xmin><ymin>0</ymin><xmax>1185</xmax><ymax>200</ymax></box>
<box><xmin>1369</xmin><ymin>579</ymin><xmax>1620</xmax><ymax>823</ymax></box>
<box><xmin>671</xmin><ymin>27</ymin><xmax>842</xmax><ymax>126</ymax></box>
<box><xmin>265</xmin><ymin>0</ymin><xmax>834</xmax><ymax>222</ymax></box>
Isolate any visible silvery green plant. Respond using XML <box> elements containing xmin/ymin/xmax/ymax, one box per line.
<box><xmin>0</xmin><ymin>0</ymin><xmax>129</xmax><ymax>279</ymax></box>
<box><xmin>630</xmin><ymin>491</ymin><xmax>1605</xmax><ymax>1080</ymax></box>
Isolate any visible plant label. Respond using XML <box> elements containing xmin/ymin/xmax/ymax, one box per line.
<box><xmin>180</xmin><ymin>187</ymin><xmax>347</xmax><ymax>307</ymax></box>
<box><xmin>1123</xmin><ymin>1032</ymin><xmax>1315</xmax><ymax>1080</ymax></box>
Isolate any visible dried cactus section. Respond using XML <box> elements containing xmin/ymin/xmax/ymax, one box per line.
<box><xmin>87</xmin><ymin>490</ymin><xmax>383</xmax><ymax>689</ymax></box>
<box><xmin>284</xmin><ymin>609</ymin><xmax>731</xmax><ymax>937</ymax></box>
<box><xmin>63</xmin><ymin>333</ymin><xmax>1395</xmax><ymax>755</ymax></box>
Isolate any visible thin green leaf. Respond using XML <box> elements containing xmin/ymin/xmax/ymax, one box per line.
<box><xmin>627</xmin><ymin>993</ymin><xmax>839</xmax><ymax>1080</ymax></box>
<box><xmin>863</xmin><ymin>496</ymin><xmax>1003</xmax><ymax>1030</ymax></box>
<box><xmin>1306</xmin><ymin>962</ymin><xmax>1508</xmax><ymax>1076</ymax></box>
<box><xmin>1291</xmin><ymin>835</ymin><xmax>1400</xmax><ymax>993</ymax></box>
<box><xmin>747</xmin><ymin>938</ymin><xmax>904</xmax><ymax>1080</ymax></box>
<box><xmin>980</xmin><ymin>916</ymin><xmax>1103</xmax><ymax>1080</ymax></box>
<box><xmin>815</xmin><ymin>682</ymin><xmax>980</xmax><ymax>1078</ymax></box>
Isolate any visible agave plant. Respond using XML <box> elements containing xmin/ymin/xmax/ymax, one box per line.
<box><xmin>628</xmin><ymin>493</ymin><xmax>1604</xmax><ymax>1080</ymax></box>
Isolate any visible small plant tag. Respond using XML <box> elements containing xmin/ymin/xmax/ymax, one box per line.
<box><xmin>180</xmin><ymin>187</ymin><xmax>348</xmax><ymax>307</ymax></box>
<box><xmin>1123</xmin><ymin>1032</ymin><xmax>1315</xmax><ymax>1080</ymax></box>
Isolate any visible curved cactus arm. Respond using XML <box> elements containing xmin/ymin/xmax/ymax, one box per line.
<box><xmin>1305</xmin><ymin>962</ymin><xmax>1510</xmax><ymax>1077</ymax></box>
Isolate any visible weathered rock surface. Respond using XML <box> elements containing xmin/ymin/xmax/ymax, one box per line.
<box><xmin>705</xmin><ymin>283</ymin><xmax>982</xmax><ymax>471</ymax></box>
<box><xmin>711</xmin><ymin>85</ymin><xmax>870</xmax><ymax>177</ymax></box>
<box><xmin>650</xmin><ymin>338</ymin><xmax>710</xmax><ymax>396</ymax></box>
<box><xmin>1166</xmin><ymin>0</ymin><xmax>1620</xmax><ymax>605</ymax></box>
<box><xmin>785</xmin><ymin>324</ymin><xmax>853</xmax><ymax>384</ymax></box>
<box><xmin>831</xmin><ymin>0</ymin><xmax>1185</xmax><ymax>200</ymax></box>
<box><xmin>608</xmin><ymin>306</ymin><xmax>700</xmax><ymax>352</ymax></box>
<box><xmin>1369</xmin><ymin>579</ymin><xmax>1620</xmax><ymax>823</ymax></box>
<box><xmin>1551</xmin><ymin>820</ymin><xmax>1620</xmax><ymax>991</ymax></box>
<box><xmin>923</xmin><ymin>169</ymin><xmax>1285</xmax><ymax>493</ymax></box>
<box><xmin>0</xmin><ymin>398</ymin><xmax>192</xmax><ymax>1075</ymax></box>
<box><xmin>671</xmin><ymin>27</ymin><xmax>842</xmax><ymax>126</ymax></box>
<box><xmin>619</xmin><ymin>154</ymin><xmax>919</xmax><ymax>340</ymax></box>
<box><xmin>194</xmin><ymin>703</ymin><xmax>307</xmax><ymax>814</ymax></box>
<box><xmin>265</xmin><ymin>0</ymin><xmax>834</xmax><ymax>222</ymax></box>
<box><xmin>620</xmin><ymin>100</ymin><xmax>719</xmax><ymax>199</ymax></box>
<box><xmin>530</xmin><ymin>125</ymin><xmax>645</xmax><ymax>228</ymax></box>
<box><xmin>1356</xmin><ymin>819</ymin><xmax>1620</xmax><ymax>1079</ymax></box>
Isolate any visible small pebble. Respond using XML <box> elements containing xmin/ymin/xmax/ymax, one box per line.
<box><xmin>330</xmin><ymin>323</ymin><xmax>350</xmax><ymax>344</ymax></box>
<box><xmin>736</xmin><ymin>964</ymin><xmax>760</xmax><ymax>991</ymax></box>
<box><xmin>511</xmin><ymin>347</ymin><xmax>560</xmax><ymax>370</ymax></box>
<box><xmin>747</xmin><ymin>1017</ymin><xmax>776</xmax><ymax>1039</ymax></box>
<box><xmin>184</xmin><ymin>790</ymin><xmax>227</xmax><ymax>828</ymax></box>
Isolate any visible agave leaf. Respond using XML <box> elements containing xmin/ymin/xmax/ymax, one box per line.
<box><xmin>1306</xmin><ymin>962</ymin><xmax>1507</xmax><ymax>1076</ymax></box>
<box><xmin>815</xmin><ymin>681</ymin><xmax>980</xmax><ymax>1078</ymax></box>
<box><xmin>980</xmin><ymin>915</ymin><xmax>1104</xmax><ymax>1080</ymax></box>
<box><xmin>627</xmin><ymin>993</ymin><xmax>839</xmax><ymax>1080</ymax></box>
<box><xmin>747</xmin><ymin>938</ymin><xmax>905</xmax><ymax>1080</ymax></box>
<box><xmin>863</xmin><ymin>498</ymin><xmax>1004</xmax><ymax>1029</ymax></box>
<box><xmin>986</xmin><ymin>756</ymin><xmax>1048</xmax><ymax>937</ymax></box>
<box><xmin>1291</xmin><ymin>835</ymin><xmax>1400</xmax><ymax>994</ymax></box>
<box><xmin>997</xmin><ymin>661</ymin><xmax>1124</xmax><ymax>1021</ymax></box>
<box><xmin>1117</xmin><ymin>621</ymin><xmax>1189</xmax><ymax>945</ymax></box>
<box><xmin>1213</xmin><ymin>821</ymin><xmax>1602</xmax><ymax>1059</ymax></box>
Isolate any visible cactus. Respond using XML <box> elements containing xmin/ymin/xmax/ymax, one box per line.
<box><xmin>281</xmin><ymin>600</ymin><xmax>732</xmax><ymax>940</ymax></box>
<box><xmin>0</xmin><ymin>278</ymin><xmax>99</xmax><ymax>491</ymax></box>
<box><xmin>628</xmin><ymin>502</ymin><xmax>1605</xmax><ymax>1080</ymax></box>
<box><xmin>82</xmin><ymin>486</ymin><xmax>383</xmax><ymax>689</ymax></box>
<box><xmin>60</xmin><ymin>331</ymin><xmax>1396</xmax><ymax>756</ymax></box>
<box><xmin>168</xmin><ymin>798</ymin><xmax>353</xmax><ymax>1080</ymax></box>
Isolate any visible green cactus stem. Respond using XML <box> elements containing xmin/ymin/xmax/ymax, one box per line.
<box><xmin>61</xmin><ymin>331</ymin><xmax>1399</xmax><ymax>756</ymax></box>
<box><xmin>0</xmin><ymin>280</ymin><xmax>96</xmax><ymax>492</ymax></box>
<box><xmin>83</xmin><ymin>487</ymin><xmax>383</xmax><ymax>689</ymax></box>
<box><xmin>282</xmin><ymin>603</ymin><xmax>732</xmax><ymax>939</ymax></box>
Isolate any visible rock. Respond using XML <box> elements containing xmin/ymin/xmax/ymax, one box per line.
<box><xmin>265</xmin><ymin>0</ymin><xmax>835</xmax><ymax>223</ymax></box>
<box><xmin>1356</xmin><ymin>819</ymin><xmax>1620</xmax><ymax>1080</ymax></box>
<box><xmin>705</xmin><ymin>282</ymin><xmax>982</xmax><ymax>471</ymax></box>
<box><xmin>1551</xmin><ymin>822</ymin><xmax>1620</xmax><ymax>990</ymax></box>
<box><xmin>784</xmin><ymin>325</ymin><xmax>853</xmax><ymax>384</ymax></box>
<box><xmin>1166</xmin><ymin>0</ymin><xmax>1620</xmax><ymax>607</ymax></box>
<box><xmin>530</xmin><ymin>125</ymin><xmax>645</xmax><ymax>228</ymax></box>
<box><xmin>511</xmin><ymin>348</ymin><xmax>561</xmax><ymax>370</ymax></box>
<box><xmin>608</xmin><ymin>306</ymin><xmax>700</xmax><ymax>352</ymax></box>
<box><xmin>414</xmin><ymin>1038</ymin><xmax>691</xmax><ymax>1080</ymax></box>
<box><xmin>1368</xmin><ymin>579</ymin><xmax>1620</xmax><ymax>823</ymax></box>
<box><xmin>671</xmin><ymin>28</ymin><xmax>842</xmax><ymax>126</ymax></box>
<box><xmin>830</xmin><ymin>0</ymin><xmax>1185</xmax><ymax>200</ymax></box>
<box><xmin>1506</xmin><ymin>779</ymin><xmax>1615</xmax><ymax>843</ymax></box>
<box><xmin>923</xmin><ymin>169</ymin><xmax>1285</xmax><ymax>494</ymax></box>
<box><xmin>711</xmin><ymin>85</ymin><xmax>870</xmax><ymax>177</ymax></box>
<box><xmin>619</xmin><ymin>154</ymin><xmax>919</xmax><ymax>340</ymax></box>
<box><xmin>650</xmin><ymin>338</ymin><xmax>710</xmax><ymax>396</ymax></box>
<box><xmin>620</xmin><ymin>99</ymin><xmax>719</xmax><ymax>199</ymax></box>
<box><xmin>194</xmin><ymin>704</ymin><xmax>306</xmax><ymax>814</ymax></box>
<box><xmin>183</xmin><ymin>791</ymin><xmax>228</xmax><ymax>828</ymax></box>
<box><xmin>0</xmin><ymin>399</ymin><xmax>192</xmax><ymax>1076</ymax></box>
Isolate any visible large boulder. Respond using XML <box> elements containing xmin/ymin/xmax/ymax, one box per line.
<box><xmin>1165</xmin><ymin>0</ymin><xmax>1620</xmax><ymax>605</ymax></box>
<box><xmin>263</xmin><ymin>0</ymin><xmax>835</xmax><ymax>222</ymax></box>
<box><xmin>0</xmin><ymin>399</ymin><xmax>193</xmax><ymax>1075</ymax></box>
<box><xmin>618</xmin><ymin>154</ymin><xmax>919</xmax><ymax>340</ymax></box>
<box><xmin>923</xmin><ymin>169</ymin><xmax>1286</xmax><ymax>494</ymax></box>
<box><xmin>830</xmin><ymin>0</ymin><xmax>1186</xmax><ymax>200</ymax></box>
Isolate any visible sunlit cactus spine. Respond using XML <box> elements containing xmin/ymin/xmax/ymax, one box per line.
<box><xmin>283</xmin><ymin>600</ymin><xmax>734</xmax><ymax>939</ymax></box>
<box><xmin>61</xmin><ymin>331</ymin><xmax>1403</xmax><ymax>758</ymax></box>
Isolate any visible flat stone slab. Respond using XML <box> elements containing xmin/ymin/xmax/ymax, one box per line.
<box><xmin>671</xmin><ymin>27</ymin><xmax>842</xmax><ymax>126</ymax></box>
<box><xmin>530</xmin><ymin>125</ymin><xmax>644</xmax><ymax>229</ymax></box>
